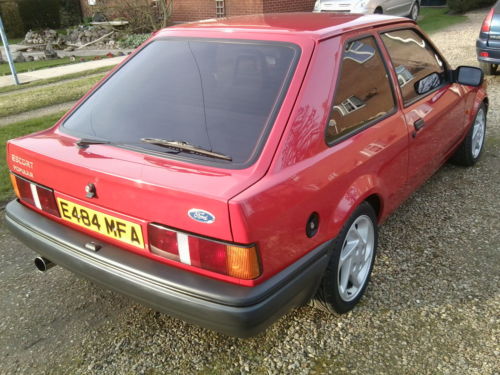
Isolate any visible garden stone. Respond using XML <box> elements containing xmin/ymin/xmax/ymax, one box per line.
<box><xmin>44</xmin><ymin>43</ymin><xmax>58</xmax><ymax>59</ymax></box>
<box><xmin>12</xmin><ymin>52</ymin><xmax>25</xmax><ymax>63</ymax></box>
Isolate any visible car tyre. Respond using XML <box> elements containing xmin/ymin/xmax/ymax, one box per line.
<box><xmin>479</xmin><ymin>61</ymin><xmax>497</xmax><ymax>75</ymax></box>
<box><xmin>312</xmin><ymin>202</ymin><xmax>378</xmax><ymax>314</ymax></box>
<box><xmin>374</xmin><ymin>7</ymin><xmax>383</xmax><ymax>14</ymax></box>
<box><xmin>409</xmin><ymin>1</ymin><xmax>419</xmax><ymax>21</ymax></box>
<box><xmin>450</xmin><ymin>103</ymin><xmax>487</xmax><ymax>167</ymax></box>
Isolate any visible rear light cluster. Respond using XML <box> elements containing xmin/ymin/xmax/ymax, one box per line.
<box><xmin>482</xmin><ymin>8</ymin><xmax>494</xmax><ymax>32</ymax></box>
<box><xmin>10</xmin><ymin>174</ymin><xmax>60</xmax><ymax>217</ymax></box>
<box><xmin>148</xmin><ymin>223</ymin><xmax>261</xmax><ymax>280</ymax></box>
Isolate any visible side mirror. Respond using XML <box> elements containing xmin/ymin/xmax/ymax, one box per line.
<box><xmin>414</xmin><ymin>72</ymin><xmax>441</xmax><ymax>95</ymax></box>
<box><xmin>454</xmin><ymin>66</ymin><xmax>484</xmax><ymax>87</ymax></box>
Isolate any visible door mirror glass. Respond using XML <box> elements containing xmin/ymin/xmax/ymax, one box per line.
<box><xmin>414</xmin><ymin>72</ymin><xmax>441</xmax><ymax>95</ymax></box>
<box><xmin>455</xmin><ymin>66</ymin><xmax>483</xmax><ymax>87</ymax></box>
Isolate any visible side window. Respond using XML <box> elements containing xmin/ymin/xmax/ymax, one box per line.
<box><xmin>381</xmin><ymin>29</ymin><xmax>445</xmax><ymax>105</ymax></box>
<box><xmin>326</xmin><ymin>36</ymin><xmax>395</xmax><ymax>144</ymax></box>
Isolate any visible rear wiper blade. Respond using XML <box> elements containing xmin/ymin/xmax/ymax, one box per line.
<box><xmin>141</xmin><ymin>138</ymin><xmax>232</xmax><ymax>161</ymax></box>
<box><xmin>76</xmin><ymin>138</ymin><xmax>112</xmax><ymax>149</ymax></box>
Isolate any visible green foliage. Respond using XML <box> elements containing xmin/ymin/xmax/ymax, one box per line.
<box><xmin>0</xmin><ymin>2</ymin><xmax>25</xmax><ymax>37</ymax></box>
<box><xmin>419</xmin><ymin>8</ymin><xmax>468</xmax><ymax>33</ymax></box>
<box><xmin>0</xmin><ymin>57</ymin><xmax>94</xmax><ymax>76</ymax></box>
<box><xmin>18</xmin><ymin>0</ymin><xmax>61</xmax><ymax>30</ymax></box>
<box><xmin>447</xmin><ymin>0</ymin><xmax>496</xmax><ymax>13</ymax></box>
<box><xmin>118</xmin><ymin>33</ymin><xmax>150</xmax><ymax>49</ymax></box>
<box><xmin>59</xmin><ymin>0</ymin><xmax>83</xmax><ymax>27</ymax></box>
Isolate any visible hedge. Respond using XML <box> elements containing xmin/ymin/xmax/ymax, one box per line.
<box><xmin>448</xmin><ymin>0</ymin><xmax>496</xmax><ymax>13</ymax></box>
<box><xmin>18</xmin><ymin>0</ymin><xmax>61</xmax><ymax>30</ymax></box>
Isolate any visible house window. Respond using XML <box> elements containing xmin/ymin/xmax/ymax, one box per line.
<box><xmin>216</xmin><ymin>0</ymin><xmax>225</xmax><ymax>18</ymax></box>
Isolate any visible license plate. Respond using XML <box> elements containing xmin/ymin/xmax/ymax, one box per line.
<box><xmin>56</xmin><ymin>198</ymin><xmax>144</xmax><ymax>249</ymax></box>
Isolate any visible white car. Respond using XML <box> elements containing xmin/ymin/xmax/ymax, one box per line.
<box><xmin>313</xmin><ymin>0</ymin><xmax>420</xmax><ymax>21</ymax></box>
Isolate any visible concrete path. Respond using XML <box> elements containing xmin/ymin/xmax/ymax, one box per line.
<box><xmin>0</xmin><ymin>55</ymin><xmax>125</xmax><ymax>88</ymax></box>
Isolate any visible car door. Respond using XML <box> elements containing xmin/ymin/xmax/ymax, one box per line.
<box><xmin>383</xmin><ymin>0</ymin><xmax>412</xmax><ymax>16</ymax></box>
<box><xmin>379</xmin><ymin>28</ymin><xmax>466</xmax><ymax>189</ymax></box>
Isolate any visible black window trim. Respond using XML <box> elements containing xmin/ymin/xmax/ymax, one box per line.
<box><xmin>324</xmin><ymin>33</ymin><xmax>398</xmax><ymax>148</ymax></box>
<box><xmin>378</xmin><ymin>26</ymin><xmax>451</xmax><ymax>109</ymax></box>
<box><xmin>59</xmin><ymin>37</ymin><xmax>302</xmax><ymax>170</ymax></box>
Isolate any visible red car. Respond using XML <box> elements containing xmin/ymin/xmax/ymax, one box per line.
<box><xmin>5</xmin><ymin>13</ymin><xmax>486</xmax><ymax>337</ymax></box>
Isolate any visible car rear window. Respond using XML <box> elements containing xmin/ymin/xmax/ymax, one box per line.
<box><xmin>61</xmin><ymin>39</ymin><xmax>299</xmax><ymax>167</ymax></box>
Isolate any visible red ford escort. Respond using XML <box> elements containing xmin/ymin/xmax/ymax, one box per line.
<box><xmin>5</xmin><ymin>13</ymin><xmax>487</xmax><ymax>337</ymax></box>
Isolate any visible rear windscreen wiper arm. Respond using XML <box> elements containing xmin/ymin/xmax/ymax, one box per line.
<box><xmin>76</xmin><ymin>138</ymin><xmax>112</xmax><ymax>149</ymax></box>
<box><xmin>141</xmin><ymin>138</ymin><xmax>232</xmax><ymax>161</ymax></box>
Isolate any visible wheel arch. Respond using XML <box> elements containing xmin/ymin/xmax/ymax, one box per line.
<box><xmin>327</xmin><ymin>174</ymin><xmax>384</xmax><ymax>238</ymax></box>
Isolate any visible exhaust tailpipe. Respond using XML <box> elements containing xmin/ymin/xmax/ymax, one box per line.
<box><xmin>34</xmin><ymin>257</ymin><xmax>55</xmax><ymax>272</ymax></box>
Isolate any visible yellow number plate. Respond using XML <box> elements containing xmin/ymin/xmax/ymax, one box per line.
<box><xmin>56</xmin><ymin>198</ymin><xmax>144</xmax><ymax>249</ymax></box>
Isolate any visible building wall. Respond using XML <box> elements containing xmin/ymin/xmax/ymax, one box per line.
<box><xmin>263</xmin><ymin>0</ymin><xmax>315</xmax><ymax>13</ymax></box>
<box><xmin>79</xmin><ymin>0</ymin><xmax>315</xmax><ymax>24</ymax></box>
<box><xmin>172</xmin><ymin>0</ymin><xmax>217</xmax><ymax>22</ymax></box>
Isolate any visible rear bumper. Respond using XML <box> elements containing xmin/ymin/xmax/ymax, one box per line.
<box><xmin>476</xmin><ymin>38</ymin><xmax>500</xmax><ymax>63</ymax></box>
<box><xmin>5</xmin><ymin>200</ymin><xmax>330</xmax><ymax>337</ymax></box>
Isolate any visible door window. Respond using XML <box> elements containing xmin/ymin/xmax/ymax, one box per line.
<box><xmin>381</xmin><ymin>29</ymin><xmax>445</xmax><ymax>105</ymax></box>
<box><xmin>326</xmin><ymin>36</ymin><xmax>396</xmax><ymax>144</ymax></box>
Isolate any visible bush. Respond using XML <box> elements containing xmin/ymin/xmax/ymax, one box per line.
<box><xmin>0</xmin><ymin>2</ymin><xmax>25</xmax><ymax>37</ymax></box>
<box><xmin>60</xmin><ymin>0</ymin><xmax>82</xmax><ymax>27</ymax></box>
<box><xmin>118</xmin><ymin>33</ymin><xmax>150</xmax><ymax>49</ymax></box>
<box><xmin>448</xmin><ymin>0</ymin><xmax>496</xmax><ymax>13</ymax></box>
<box><xmin>18</xmin><ymin>0</ymin><xmax>60</xmax><ymax>30</ymax></box>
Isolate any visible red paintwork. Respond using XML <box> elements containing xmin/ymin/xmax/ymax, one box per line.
<box><xmin>7</xmin><ymin>14</ymin><xmax>487</xmax><ymax>286</ymax></box>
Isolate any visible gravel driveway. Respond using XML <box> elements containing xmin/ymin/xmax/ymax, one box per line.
<box><xmin>1</xmin><ymin>11</ymin><xmax>499</xmax><ymax>375</ymax></box>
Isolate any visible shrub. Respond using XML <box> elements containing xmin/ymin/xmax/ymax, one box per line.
<box><xmin>60</xmin><ymin>0</ymin><xmax>83</xmax><ymax>27</ymax></box>
<box><xmin>18</xmin><ymin>0</ymin><xmax>61</xmax><ymax>30</ymax></box>
<box><xmin>448</xmin><ymin>0</ymin><xmax>496</xmax><ymax>13</ymax></box>
<box><xmin>118</xmin><ymin>33</ymin><xmax>151</xmax><ymax>49</ymax></box>
<box><xmin>0</xmin><ymin>2</ymin><xmax>25</xmax><ymax>37</ymax></box>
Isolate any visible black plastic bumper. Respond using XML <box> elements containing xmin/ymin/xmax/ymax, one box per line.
<box><xmin>5</xmin><ymin>200</ymin><xmax>330</xmax><ymax>337</ymax></box>
<box><xmin>476</xmin><ymin>38</ymin><xmax>500</xmax><ymax>63</ymax></box>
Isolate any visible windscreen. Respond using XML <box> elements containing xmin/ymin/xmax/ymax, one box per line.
<box><xmin>62</xmin><ymin>39</ymin><xmax>299</xmax><ymax>166</ymax></box>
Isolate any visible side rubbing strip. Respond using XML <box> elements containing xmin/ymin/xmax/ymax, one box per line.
<box><xmin>30</xmin><ymin>183</ymin><xmax>42</xmax><ymax>209</ymax></box>
<box><xmin>177</xmin><ymin>232</ymin><xmax>191</xmax><ymax>265</ymax></box>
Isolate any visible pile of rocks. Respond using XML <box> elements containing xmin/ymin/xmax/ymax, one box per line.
<box><xmin>23</xmin><ymin>29</ymin><xmax>60</xmax><ymax>45</ymax></box>
<box><xmin>64</xmin><ymin>25</ymin><xmax>118</xmax><ymax>49</ymax></box>
<box><xmin>22</xmin><ymin>26</ymin><xmax>120</xmax><ymax>50</ymax></box>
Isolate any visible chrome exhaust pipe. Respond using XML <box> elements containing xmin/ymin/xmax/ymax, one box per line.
<box><xmin>34</xmin><ymin>257</ymin><xmax>55</xmax><ymax>272</ymax></box>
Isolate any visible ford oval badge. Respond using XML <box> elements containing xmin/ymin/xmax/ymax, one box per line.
<box><xmin>188</xmin><ymin>209</ymin><xmax>215</xmax><ymax>224</ymax></box>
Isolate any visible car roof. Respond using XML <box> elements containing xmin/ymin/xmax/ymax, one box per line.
<box><xmin>163</xmin><ymin>12</ymin><xmax>411</xmax><ymax>41</ymax></box>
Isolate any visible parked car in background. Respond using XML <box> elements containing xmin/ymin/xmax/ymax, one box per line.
<box><xmin>313</xmin><ymin>0</ymin><xmax>420</xmax><ymax>20</ymax></box>
<box><xmin>477</xmin><ymin>1</ymin><xmax>500</xmax><ymax>75</ymax></box>
<box><xmin>6</xmin><ymin>13</ymin><xmax>486</xmax><ymax>337</ymax></box>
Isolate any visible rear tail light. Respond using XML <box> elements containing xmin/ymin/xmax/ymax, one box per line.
<box><xmin>480</xmin><ymin>51</ymin><xmax>489</xmax><ymax>57</ymax></box>
<box><xmin>10</xmin><ymin>174</ymin><xmax>60</xmax><ymax>217</ymax></box>
<box><xmin>482</xmin><ymin>8</ymin><xmax>494</xmax><ymax>32</ymax></box>
<box><xmin>148</xmin><ymin>223</ymin><xmax>261</xmax><ymax>280</ymax></box>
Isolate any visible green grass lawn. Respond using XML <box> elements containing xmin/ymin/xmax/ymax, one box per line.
<box><xmin>419</xmin><ymin>7</ymin><xmax>468</xmax><ymax>34</ymax></box>
<box><xmin>0</xmin><ymin>112</ymin><xmax>65</xmax><ymax>202</ymax></box>
<box><xmin>0</xmin><ymin>65</ymin><xmax>114</xmax><ymax>94</ymax></box>
<box><xmin>0</xmin><ymin>73</ymin><xmax>106</xmax><ymax>117</ymax></box>
<box><xmin>0</xmin><ymin>56</ymin><xmax>107</xmax><ymax>76</ymax></box>
<box><xmin>0</xmin><ymin>37</ymin><xmax>23</xmax><ymax>46</ymax></box>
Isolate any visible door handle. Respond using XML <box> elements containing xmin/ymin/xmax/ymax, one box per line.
<box><xmin>413</xmin><ymin>118</ymin><xmax>425</xmax><ymax>131</ymax></box>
